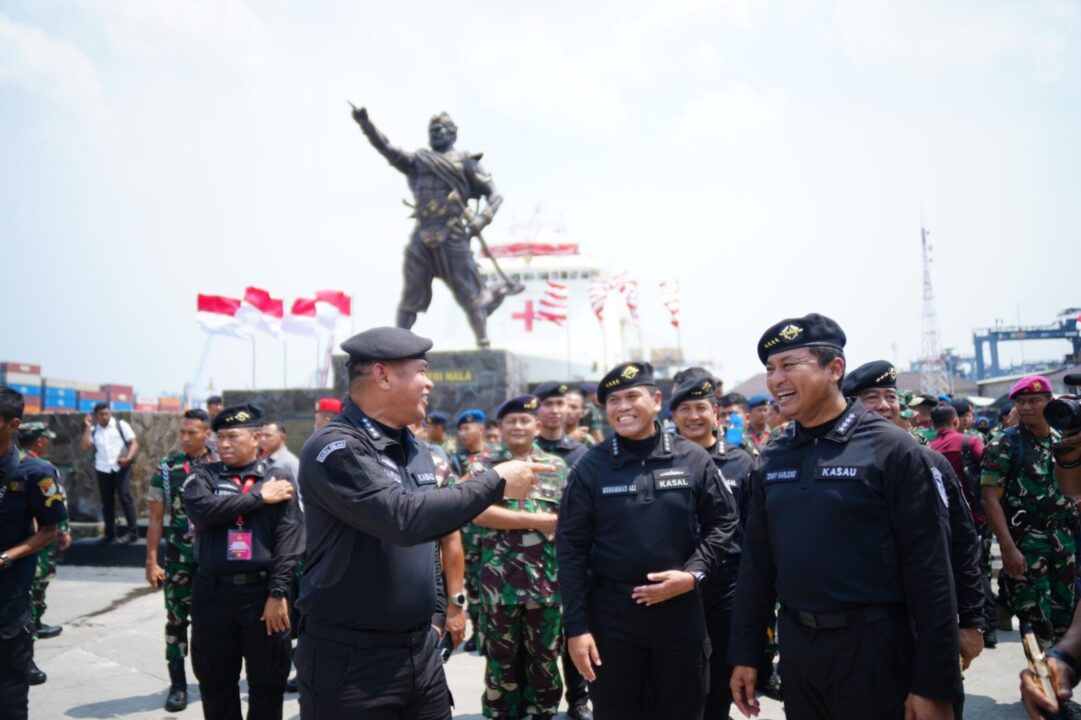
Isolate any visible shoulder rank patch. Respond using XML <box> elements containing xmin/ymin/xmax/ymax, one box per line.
<box><xmin>316</xmin><ymin>440</ymin><xmax>347</xmax><ymax>463</ymax></box>
<box><xmin>38</xmin><ymin>477</ymin><xmax>63</xmax><ymax>507</ymax></box>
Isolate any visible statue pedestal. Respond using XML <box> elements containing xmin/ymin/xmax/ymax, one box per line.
<box><xmin>333</xmin><ymin>349</ymin><xmax>526</xmax><ymax>416</ymax></box>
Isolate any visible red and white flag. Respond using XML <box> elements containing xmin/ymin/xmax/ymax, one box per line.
<box><xmin>659</xmin><ymin>279</ymin><xmax>681</xmax><ymax>328</ymax></box>
<box><xmin>237</xmin><ymin>286</ymin><xmax>284</xmax><ymax>338</ymax></box>
<box><xmin>589</xmin><ymin>278</ymin><xmax>608</xmax><ymax>324</ymax></box>
<box><xmin>196</xmin><ymin>294</ymin><xmax>253</xmax><ymax>339</ymax></box>
<box><xmin>315</xmin><ymin>290</ymin><xmax>352</xmax><ymax>335</ymax></box>
<box><xmin>283</xmin><ymin>298</ymin><xmax>319</xmax><ymax>337</ymax></box>
<box><xmin>537</xmin><ymin>280</ymin><xmax>569</xmax><ymax>326</ymax></box>
<box><xmin>610</xmin><ymin>272</ymin><xmax>640</xmax><ymax>325</ymax></box>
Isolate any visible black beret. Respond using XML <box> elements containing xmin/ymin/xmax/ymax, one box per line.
<box><xmin>340</xmin><ymin>326</ymin><xmax>433</xmax><ymax>364</ymax></box>
<box><xmin>598</xmin><ymin>362</ymin><xmax>655</xmax><ymax>404</ymax></box>
<box><xmin>672</xmin><ymin>366</ymin><xmax>714</xmax><ymax>386</ymax></box>
<box><xmin>757</xmin><ymin>313</ymin><xmax>846</xmax><ymax>364</ymax></box>
<box><xmin>496</xmin><ymin>395</ymin><xmax>540</xmax><ymax>419</ymax></box>
<box><xmin>579</xmin><ymin>382</ymin><xmax>599</xmax><ymax>395</ymax></box>
<box><xmin>425</xmin><ymin>411</ymin><xmax>450</xmax><ymax>426</ymax></box>
<box><xmin>212</xmin><ymin>403</ymin><xmax>264</xmax><ymax>432</ymax></box>
<box><xmin>533</xmin><ymin>381</ymin><xmax>570</xmax><ymax>401</ymax></box>
<box><xmin>668</xmin><ymin>375</ymin><xmax>718</xmax><ymax>411</ymax></box>
<box><xmin>842</xmin><ymin>360</ymin><xmax>898</xmax><ymax>396</ymax></box>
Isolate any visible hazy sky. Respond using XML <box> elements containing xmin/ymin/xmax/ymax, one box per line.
<box><xmin>2</xmin><ymin>0</ymin><xmax>1078</xmax><ymax>397</ymax></box>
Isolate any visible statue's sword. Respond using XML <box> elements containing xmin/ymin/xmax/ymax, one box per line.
<box><xmin>447</xmin><ymin>190</ymin><xmax>525</xmax><ymax>296</ymax></box>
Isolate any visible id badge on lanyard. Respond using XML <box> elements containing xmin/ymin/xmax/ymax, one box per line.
<box><xmin>227</xmin><ymin>477</ymin><xmax>256</xmax><ymax>561</ymax></box>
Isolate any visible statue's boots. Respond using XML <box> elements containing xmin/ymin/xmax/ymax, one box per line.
<box><xmin>165</xmin><ymin>659</ymin><xmax>188</xmax><ymax>712</ymax></box>
<box><xmin>467</xmin><ymin>309</ymin><xmax>491</xmax><ymax>348</ymax></box>
<box><xmin>396</xmin><ymin>309</ymin><xmax>418</xmax><ymax>329</ymax></box>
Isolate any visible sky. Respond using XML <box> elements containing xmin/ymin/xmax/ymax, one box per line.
<box><xmin>1</xmin><ymin>0</ymin><xmax>1078</xmax><ymax>397</ymax></box>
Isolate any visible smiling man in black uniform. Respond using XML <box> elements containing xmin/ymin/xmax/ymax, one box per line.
<box><xmin>557</xmin><ymin>361</ymin><xmax>738</xmax><ymax>720</ymax></box>
<box><xmin>668</xmin><ymin>370</ymin><xmax>755</xmax><ymax>720</ymax></box>
<box><xmin>182</xmin><ymin>403</ymin><xmax>304</xmax><ymax>720</ymax></box>
<box><xmin>729</xmin><ymin>314</ymin><xmax>959</xmax><ymax>720</ymax></box>
<box><xmin>294</xmin><ymin>326</ymin><xmax>551</xmax><ymax>719</ymax></box>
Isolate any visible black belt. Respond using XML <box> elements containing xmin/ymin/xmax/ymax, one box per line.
<box><xmin>594</xmin><ymin>576</ymin><xmax>641</xmax><ymax>595</ymax></box>
<box><xmin>782</xmin><ymin>603</ymin><xmax>904</xmax><ymax>630</ymax></box>
<box><xmin>301</xmin><ymin>618</ymin><xmax>430</xmax><ymax>648</ymax></box>
<box><xmin>196</xmin><ymin>570</ymin><xmax>267</xmax><ymax>586</ymax></box>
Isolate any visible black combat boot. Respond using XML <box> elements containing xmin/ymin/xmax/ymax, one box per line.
<box><xmin>28</xmin><ymin>658</ymin><xmax>46</xmax><ymax>685</ymax></box>
<box><xmin>35</xmin><ymin>620</ymin><xmax>63</xmax><ymax>640</ymax></box>
<box><xmin>165</xmin><ymin>659</ymin><xmax>188</xmax><ymax>711</ymax></box>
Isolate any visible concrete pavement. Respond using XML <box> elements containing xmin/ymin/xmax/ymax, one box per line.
<box><xmin>31</xmin><ymin>566</ymin><xmax>1034</xmax><ymax>719</ymax></box>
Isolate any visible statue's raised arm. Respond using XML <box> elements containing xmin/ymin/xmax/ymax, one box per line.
<box><xmin>350</xmin><ymin>103</ymin><xmax>414</xmax><ymax>175</ymax></box>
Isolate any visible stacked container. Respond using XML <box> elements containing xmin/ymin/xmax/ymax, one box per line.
<box><xmin>135</xmin><ymin>395</ymin><xmax>159</xmax><ymax>412</ymax></box>
<box><xmin>78</xmin><ymin>389</ymin><xmax>108</xmax><ymax>414</ymax></box>
<box><xmin>42</xmin><ymin>378</ymin><xmax>79</xmax><ymax>412</ymax></box>
<box><xmin>103</xmin><ymin>384</ymin><xmax>135</xmax><ymax>412</ymax></box>
<box><xmin>1</xmin><ymin>362</ymin><xmax>43</xmax><ymax>413</ymax></box>
<box><xmin>158</xmin><ymin>396</ymin><xmax>183</xmax><ymax>413</ymax></box>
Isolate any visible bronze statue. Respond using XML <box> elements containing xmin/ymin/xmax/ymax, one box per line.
<box><xmin>351</xmin><ymin>106</ymin><xmax>521</xmax><ymax>348</ymax></box>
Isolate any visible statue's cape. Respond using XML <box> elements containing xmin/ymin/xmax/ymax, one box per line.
<box><xmin>415</xmin><ymin>148</ymin><xmax>471</xmax><ymax>202</ymax></box>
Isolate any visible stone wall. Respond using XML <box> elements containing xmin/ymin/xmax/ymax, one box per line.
<box><xmin>221</xmin><ymin>388</ymin><xmax>329</xmax><ymax>456</ymax></box>
<box><xmin>24</xmin><ymin>412</ymin><xmax>181</xmax><ymax>522</ymax></box>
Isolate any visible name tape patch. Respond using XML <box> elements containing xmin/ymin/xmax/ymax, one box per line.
<box><xmin>601</xmin><ymin>484</ymin><xmax>637</xmax><ymax>496</ymax></box>
<box><xmin>815</xmin><ymin>465</ymin><xmax>866</xmax><ymax>480</ymax></box>
<box><xmin>765</xmin><ymin>469</ymin><xmax>799</xmax><ymax>482</ymax></box>
<box><xmin>316</xmin><ymin>440</ymin><xmax>347</xmax><ymax>463</ymax></box>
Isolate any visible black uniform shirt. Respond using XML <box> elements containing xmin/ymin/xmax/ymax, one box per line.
<box><xmin>729</xmin><ymin>400</ymin><xmax>959</xmax><ymax>700</ymax></box>
<box><xmin>0</xmin><ymin>449</ymin><xmax>68</xmax><ymax>636</ymax></box>
<box><xmin>706</xmin><ymin>437</ymin><xmax>755</xmax><ymax>557</ymax></box>
<box><xmin>182</xmin><ymin>458</ymin><xmax>303</xmax><ymax>596</ymax></box>
<box><xmin>535</xmin><ymin>434</ymin><xmax>588</xmax><ymax>471</ymax></box>
<box><xmin>297</xmin><ymin>398</ymin><xmax>507</xmax><ymax>633</ymax></box>
<box><xmin>557</xmin><ymin>425</ymin><xmax>738</xmax><ymax>637</ymax></box>
<box><xmin>923</xmin><ymin>448</ymin><xmax>985</xmax><ymax>630</ymax></box>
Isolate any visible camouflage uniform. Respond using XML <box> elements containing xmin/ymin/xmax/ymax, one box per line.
<box><xmin>447</xmin><ymin>444</ymin><xmax>497</xmax><ymax>641</ymax></box>
<box><xmin>981</xmin><ymin>425</ymin><xmax>1077</xmax><ymax>645</ymax></box>
<box><xmin>148</xmin><ymin>450</ymin><xmax>216</xmax><ymax>662</ymax></box>
<box><xmin>25</xmin><ymin>452</ymin><xmax>68</xmax><ymax>628</ymax></box>
<box><xmin>469</xmin><ymin>445</ymin><xmax>567</xmax><ymax>719</ymax></box>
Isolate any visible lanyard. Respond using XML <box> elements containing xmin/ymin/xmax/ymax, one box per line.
<box><xmin>232</xmin><ymin>476</ymin><xmax>256</xmax><ymax>528</ymax></box>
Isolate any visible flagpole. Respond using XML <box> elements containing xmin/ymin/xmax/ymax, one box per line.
<box><xmin>283</xmin><ymin>339</ymin><xmax>288</xmax><ymax>388</ymax></box>
<box><xmin>565</xmin><ymin>323</ymin><xmax>571</xmax><ymax>378</ymax></box>
<box><xmin>251</xmin><ymin>336</ymin><xmax>256</xmax><ymax>389</ymax></box>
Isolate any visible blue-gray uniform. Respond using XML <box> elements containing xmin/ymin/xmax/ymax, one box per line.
<box><xmin>296</xmin><ymin>397</ymin><xmax>510</xmax><ymax>718</ymax></box>
<box><xmin>729</xmin><ymin>399</ymin><xmax>959</xmax><ymax>717</ymax></box>
<box><xmin>558</xmin><ymin>392</ymin><xmax>739</xmax><ymax>720</ymax></box>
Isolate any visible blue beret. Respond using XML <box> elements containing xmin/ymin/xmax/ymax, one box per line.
<box><xmin>757</xmin><ymin>313</ymin><xmax>846</xmax><ymax>364</ymax></box>
<box><xmin>425</xmin><ymin>411</ymin><xmax>450</xmax><ymax>425</ymax></box>
<box><xmin>340</xmin><ymin>326</ymin><xmax>432</xmax><ymax>363</ymax></box>
<box><xmin>456</xmin><ymin>409</ymin><xmax>486</xmax><ymax>426</ymax></box>
<box><xmin>747</xmin><ymin>393</ymin><xmax>770</xmax><ymax>409</ymax></box>
<box><xmin>496</xmin><ymin>395</ymin><xmax>540</xmax><ymax>420</ymax></box>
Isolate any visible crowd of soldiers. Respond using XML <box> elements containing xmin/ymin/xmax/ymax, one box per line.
<box><xmin>1</xmin><ymin>312</ymin><xmax>1080</xmax><ymax>720</ymax></box>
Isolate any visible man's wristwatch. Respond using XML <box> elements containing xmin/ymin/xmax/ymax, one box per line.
<box><xmin>269</xmin><ymin>588</ymin><xmax>286</xmax><ymax>599</ymax></box>
<box><xmin>449</xmin><ymin>592</ymin><xmax>467</xmax><ymax>607</ymax></box>
<box><xmin>0</xmin><ymin>553</ymin><xmax>12</xmax><ymax>570</ymax></box>
<box><xmin>689</xmin><ymin>571</ymin><xmax>706</xmax><ymax>589</ymax></box>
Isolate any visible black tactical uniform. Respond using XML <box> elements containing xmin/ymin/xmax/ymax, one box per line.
<box><xmin>730</xmin><ymin>314</ymin><xmax>959</xmax><ymax>720</ymax></box>
<box><xmin>183</xmin><ymin>405</ymin><xmax>304</xmax><ymax>720</ymax></box>
<box><xmin>558</xmin><ymin>362</ymin><xmax>739</xmax><ymax>720</ymax></box>
<box><xmin>295</xmin><ymin>327</ymin><xmax>512</xmax><ymax>719</ymax></box>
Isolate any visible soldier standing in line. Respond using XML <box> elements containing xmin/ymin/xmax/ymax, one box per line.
<box><xmin>450</xmin><ymin>408</ymin><xmax>493</xmax><ymax>651</ymax></box>
<box><xmin>146</xmin><ymin>409</ymin><xmax>217</xmax><ymax>712</ymax></box>
<box><xmin>466</xmin><ymin>395</ymin><xmax>567</xmax><ymax>720</ymax></box>
<box><xmin>982</xmin><ymin>375</ymin><xmax>1078</xmax><ymax>647</ymax></box>
<box><xmin>744</xmin><ymin>394</ymin><xmax>772</xmax><ymax>450</ymax></box>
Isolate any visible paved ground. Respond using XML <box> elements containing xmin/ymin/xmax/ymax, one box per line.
<box><xmin>31</xmin><ymin>566</ymin><xmax>1034</xmax><ymax>719</ymax></box>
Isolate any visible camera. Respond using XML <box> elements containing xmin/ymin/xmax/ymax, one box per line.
<box><xmin>1045</xmin><ymin>373</ymin><xmax>1081</xmax><ymax>434</ymax></box>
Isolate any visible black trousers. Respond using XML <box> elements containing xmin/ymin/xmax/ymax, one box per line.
<box><xmin>587</xmin><ymin>584</ymin><xmax>709</xmax><ymax>720</ymax></box>
<box><xmin>96</xmin><ymin>467</ymin><xmax>137</xmax><ymax>539</ymax></box>
<box><xmin>704</xmin><ymin>606</ymin><xmax>733</xmax><ymax>720</ymax></box>
<box><xmin>776</xmin><ymin>609</ymin><xmax>913</xmax><ymax>720</ymax></box>
<box><xmin>296</xmin><ymin>623</ymin><xmax>451</xmax><ymax>719</ymax></box>
<box><xmin>0</xmin><ymin>617</ymin><xmax>31</xmax><ymax>720</ymax></box>
<box><xmin>191</xmin><ymin>577</ymin><xmax>290</xmax><ymax>720</ymax></box>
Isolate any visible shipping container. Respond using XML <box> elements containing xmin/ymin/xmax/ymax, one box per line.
<box><xmin>102</xmin><ymin>384</ymin><xmax>135</xmax><ymax>396</ymax></box>
<box><xmin>44</xmin><ymin>394</ymin><xmax>77</xmax><ymax>408</ymax></box>
<box><xmin>77</xmin><ymin>399</ymin><xmax>97</xmax><ymax>412</ymax></box>
<box><xmin>135</xmin><ymin>403</ymin><xmax>158</xmax><ymax>412</ymax></box>
<box><xmin>0</xmin><ymin>371</ymin><xmax>43</xmax><ymax>387</ymax></box>
<box><xmin>78</xmin><ymin>390</ymin><xmax>108</xmax><ymax>401</ymax></box>
<box><xmin>108</xmin><ymin>392</ymin><xmax>133</xmax><ymax>403</ymax></box>
<box><xmin>23</xmin><ymin>401</ymin><xmax>42</xmax><ymax>414</ymax></box>
<box><xmin>158</xmin><ymin>396</ymin><xmax>182</xmax><ymax>409</ymax></box>
<box><xmin>42</xmin><ymin>378</ymin><xmax>80</xmax><ymax>390</ymax></box>
<box><xmin>6</xmin><ymin>383</ymin><xmax>41</xmax><ymax>397</ymax></box>
<box><xmin>0</xmin><ymin>362</ymin><xmax>41</xmax><ymax>375</ymax></box>
<box><xmin>74</xmin><ymin>381</ymin><xmax>102</xmax><ymax>393</ymax></box>
<box><xmin>43</xmin><ymin>387</ymin><xmax>77</xmax><ymax>403</ymax></box>
<box><xmin>110</xmin><ymin>401</ymin><xmax>134</xmax><ymax>410</ymax></box>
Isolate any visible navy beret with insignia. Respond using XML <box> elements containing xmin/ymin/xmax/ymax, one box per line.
<box><xmin>598</xmin><ymin>362</ymin><xmax>655</xmax><ymax>404</ymax></box>
<box><xmin>533</xmin><ymin>381</ymin><xmax>570</xmax><ymax>401</ymax></box>
<box><xmin>668</xmin><ymin>375</ymin><xmax>718</xmax><ymax>411</ymax></box>
<box><xmin>747</xmin><ymin>393</ymin><xmax>771</xmax><ymax>409</ymax></box>
<box><xmin>212</xmin><ymin>403</ymin><xmax>264</xmax><ymax>432</ymax></box>
<box><xmin>340</xmin><ymin>326</ymin><xmax>433</xmax><ymax>364</ymax></box>
<box><xmin>425</xmin><ymin>411</ymin><xmax>450</xmax><ymax>426</ymax></box>
<box><xmin>842</xmin><ymin>360</ymin><xmax>898</xmax><ymax>396</ymax></box>
<box><xmin>456</xmin><ymin>409</ymin><xmax>486</xmax><ymax>426</ymax></box>
<box><xmin>757</xmin><ymin>313</ymin><xmax>846</xmax><ymax>365</ymax></box>
<box><xmin>579</xmin><ymin>382</ymin><xmax>599</xmax><ymax>396</ymax></box>
<box><xmin>496</xmin><ymin>395</ymin><xmax>540</xmax><ymax>420</ymax></box>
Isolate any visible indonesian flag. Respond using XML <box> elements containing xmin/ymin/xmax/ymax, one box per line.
<box><xmin>237</xmin><ymin>286</ymin><xmax>284</xmax><ymax>338</ymax></box>
<box><xmin>537</xmin><ymin>280</ymin><xmax>569</xmax><ymax>326</ymax></box>
<box><xmin>283</xmin><ymin>298</ymin><xmax>318</xmax><ymax>337</ymax></box>
<box><xmin>315</xmin><ymin>290</ymin><xmax>352</xmax><ymax>335</ymax></box>
<box><xmin>611</xmin><ymin>272</ymin><xmax>640</xmax><ymax>325</ymax></box>
<box><xmin>196</xmin><ymin>294</ymin><xmax>253</xmax><ymax>339</ymax></box>
<box><xmin>589</xmin><ymin>278</ymin><xmax>608</xmax><ymax>324</ymax></box>
<box><xmin>659</xmin><ymin>279</ymin><xmax>681</xmax><ymax>328</ymax></box>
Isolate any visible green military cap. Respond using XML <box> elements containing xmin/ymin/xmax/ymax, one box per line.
<box><xmin>18</xmin><ymin>421</ymin><xmax>56</xmax><ymax>441</ymax></box>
